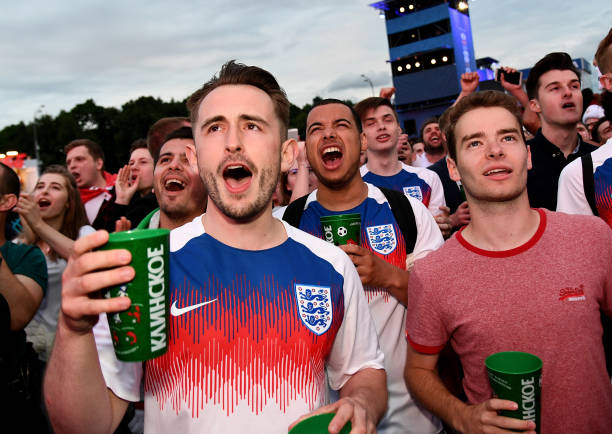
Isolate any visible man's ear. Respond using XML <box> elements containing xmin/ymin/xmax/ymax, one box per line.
<box><xmin>0</xmin><ymin>193</ymin><xmax>17</xmax><ymax>212</ymax></box>
<box><xmin>185</xmin><ymin>143</ymin><xmax>199</xmax><ymax>172</ymax></box>
<box><xmin>280</xmin><ymin>138</ymin><xmax>297</xmax><ymax>173</ymax></box>
<box><xmin>529</xmin><ymin>98</ymin><xmax>541</xmax><ymax>115</ymax></box>
<box><xmin>95</xmin><ymin>158</ymin><xmax>104</xmax><ymax>172</ymax></box>
<box><xmin>526</xmin><ymin>144</ymin><xmax>532</xmax><ymax>170</ymax></box>
<box><xmin>360</xmin><ymin>132</ymin><xmax>367</xmax><ymax>153</ymax></box>
<box><xmin>447</xmin><ymin>156</ymin><xmax>461</xmax><ymax>182</ymax></box>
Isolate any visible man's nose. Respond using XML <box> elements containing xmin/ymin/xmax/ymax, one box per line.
<box><xmin>225</xmin><ymin>126</ymin><xmax>243</xmax><ymax>152</ymax></box>
<box><xmin>323</xmin><ymin>126</ymin><xmax>336</xmax><ymax>139</ymax></box>
<box><xmin>486</xmin><ymin>140</ymin><xmax>504</xmax><ymax>158</ymax></box>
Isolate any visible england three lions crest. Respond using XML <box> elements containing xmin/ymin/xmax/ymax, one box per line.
<box><xmin>366</xmin><ymin>224</ymin><xmax>397</xmax><ymax>255</ymax></box>
<box><xmin>403</xmin><ymin>186</ymin><xmax>422</xmax><ymax>202</ymax></box>
<box><xmin>295</xmin><ymin>284</ymin><xmax>332</xmax><ymax>335</ymax></box>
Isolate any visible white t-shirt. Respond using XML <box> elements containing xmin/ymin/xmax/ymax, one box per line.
<box><xmin>94</xmin><ymin>217</ymin><xmax>384</xmax><ymax>433</ymax></box>
<box><xmin>25</xmin><ymin>225</ymin><xmax>95</xmax><ymax>361</ymax></box>
<box><xmin>557</xmin><ymin>138</ymin><xmax>612</xmax><ymax>228</ymax></box>
<box><xmin>411</xmin><ymin>152</ymin><xmax>434</xmax><ymax>168</ymax></box>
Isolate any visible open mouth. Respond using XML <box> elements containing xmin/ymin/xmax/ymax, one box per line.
<box><xmin>223</xmin><ymin>164</ymin><xmax>252</xmax><ymax>193</ymax></box>
<box><xmin>562</xmin><ymin>102</ymin><xmax>575</xmax><ymax>109</ymax></box>
<box><xmin>164</xmin><ymin>178</ymin><xmax>185</xmax><ymax>192</ymax></box>
<box><xmin>38</xmin><ymin>199</ymin><xmax>51</xmax><ymax>210</ymax></box>
<box><xmin>321</xmin><ymin>146</ymin><xmax>343</xmax><ymax>170</ymax></box>
<box><xmin>376</xmin><ymin>134</ymin><xmax>390</xmax><ymax>142</ymax></box>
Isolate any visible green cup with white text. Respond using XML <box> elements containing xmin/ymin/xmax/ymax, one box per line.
<box><xmin>320</xmin><ymin>213</ymin><xmax>361</xmax><ymax>246</ymax></box>
<box><xmin>289</xmin><ymin>413</ymin><xmax>351</xmax><ymax>434</ymax></box>
<box><xmin>485</xmin><ymin>351</ymin><xmax>542</xmax><ymax>432</ymax></box>
<box><xmin>100</xmin><ymin>228</ymin><xmax>170</xmax><ymax>362</ymax></box>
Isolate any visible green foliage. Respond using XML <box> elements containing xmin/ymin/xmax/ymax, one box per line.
<box><xmin>0</xmin><ymin>97</ymin><xmax>188</xmax><ymax>172</ymax></box>
<box><xmin>0</xmin><ymin>95</ymin><xmax>351</xmax><ymax>169</ymax></box>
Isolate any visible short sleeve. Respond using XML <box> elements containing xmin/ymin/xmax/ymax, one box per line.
<box><xmin>557</xmin><ymin>158</ymin><xmax>592</xmax><ymax>215</ymax></box>
<box><xmin>326</xmin><ymin>255</ymin><xmax>385</xmax><ymax>390</ymax></box>
<box><xmin>93</xmin><ymin>313</ymin><xmax>143</xmax><ymax>402</ymax></box>
<box><xmin>405</xmin><ymin>261</ymin><xmax>448</xmax><ymax>354</ymax></box>
<box><xmin>425</xmin><ymin>169</ymin><xmax>447</xmax><ymax>215</ymax></box>
<box><xmin>3</xmin><ymin>243</ymin><xmax>48</xmax><ymax>295</ymax></box>
<box><xmin>408</xmin><ymin>196</ymin><xmax>444</xmax><ymax>265</ymax></box>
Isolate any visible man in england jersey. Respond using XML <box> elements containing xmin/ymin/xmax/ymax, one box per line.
<box><xmin>353</xmin><ymin>98</ymin><xmax>447</xmax><ymax>225</ymax></box>
<box><xmin>45</xmin><ymin>62</ymin><xmax>387</xmax><ymax>434</ymax></box>
<box><xmin>276</xmin><ymin>99</ymin><xmax>444</xmax><ymax>433</ymax></box>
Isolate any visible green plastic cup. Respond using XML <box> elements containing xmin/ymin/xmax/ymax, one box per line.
<box><xmin>289</xmin><ymin>413</ymin><xmax>351</xmax><ymax>434</ymax></box>
<box><xmin>100</xmin><ymin>228</ymin><xmax>170</xmax><ymax>362</ymax></box>
<box><xmin>320</xmin><ymin>213</ymin><xmax>361</xmax><ymax>246</ymax></box>
<box><xmin>485</xmin><ymin>351</ymin><xmax>542</xmax><ymax>432</ymax></box>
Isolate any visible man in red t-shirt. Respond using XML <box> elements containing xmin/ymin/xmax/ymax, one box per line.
<box><xmin>404</xmin><ymin>90</ymin><xmax>612</xmax><ymax>433</ymax></box>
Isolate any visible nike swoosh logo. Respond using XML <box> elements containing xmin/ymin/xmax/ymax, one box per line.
<box><xmin>170</xmin><ymin>299</ymin><xmax>217</xmax><ymax>317</ymax></box>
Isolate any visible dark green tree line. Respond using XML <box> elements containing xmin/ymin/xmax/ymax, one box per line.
<box><xmin>0</xmin><ymin>96</ymin><xmax>348</xmax><ymax>172</ymax></box>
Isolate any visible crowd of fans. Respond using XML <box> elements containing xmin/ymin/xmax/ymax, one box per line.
<box><xmin>0</xmin><ymin>26</ymin><xmax>611</xmax><ymax>434</ymax></box>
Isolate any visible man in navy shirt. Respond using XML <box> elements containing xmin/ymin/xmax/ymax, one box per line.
<box><xmin>525</xmin><ymin>52</ymin><xmax>597</xmax><ymax>210</ymax></box>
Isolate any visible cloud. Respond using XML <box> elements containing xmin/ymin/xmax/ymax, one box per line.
<box><xmin>0</xmin><ymin>0</ymin><xmax>611</xmax><ymax>131</ymax></box>
<box><xmin>326</xmin><ymin>70</ymin><xmax>392</xmax><ymax>93</ymax></box>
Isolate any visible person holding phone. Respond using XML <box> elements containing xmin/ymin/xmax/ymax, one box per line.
<box><xmin>496</xmin><ymin>67</ymin><xmax>541</xmax><ymax>135</ymax></box>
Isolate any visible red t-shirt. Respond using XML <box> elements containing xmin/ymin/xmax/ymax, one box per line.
<box><xmin>406</xmin><ymin>209</ymin><xmax>612</xmax><ymax>433</ymax></box>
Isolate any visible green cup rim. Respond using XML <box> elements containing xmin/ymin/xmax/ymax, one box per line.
<box><xmin>289</xmin><ymin>413</ymin><xmax>350</xmax><ymax>434</ymax></box>
<box><xmin>320</xmin><ymin>213</ymin><xmax>361</xmax><ymax>221</ymax></box>
<box><xmin>485</xmin><ymin>351</ymin><xmax>542</xmax><ymax>375</ymax></box>
<box><xmin>106</xmin><ymin>228</ymin><xmax>169</xmax><ymax>244</ymax></box>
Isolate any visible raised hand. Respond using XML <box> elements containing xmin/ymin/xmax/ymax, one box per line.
<box><xmin>115</xmin><ymin>165</ymin><xmax>139</xmax><ymax>205</ymax></box>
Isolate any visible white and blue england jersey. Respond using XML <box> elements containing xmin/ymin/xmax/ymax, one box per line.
<box><xmin>360</xmin><ymin>163</ymin><xmax>445</xmax><ymax>216</ymax></box>
<box><xmin>558</xmin><ymin>139</ymin><xmax>612</xmax><ymax>228</ymax></box>
<box><xmin>276</xmin><ymin>184</ymin><xmax>444</xmax><ymax>434</ymax></box>
<box><xmin>95</xmin><ymin>216</ymin><xmax>383</xmax><ymax>434</ymax></box>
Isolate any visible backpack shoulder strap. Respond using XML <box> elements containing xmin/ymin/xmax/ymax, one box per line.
<box><xmin>379</xmin><ymin>187</ymin><xmax>417</xmax><ymax>254</ymax></box>
<box><xmin>581</xmin><ymin>153</ymin><xmax>598</xmax><ymax>216</ymax></box>
<box><xmin>282</xmin><ymin>194</ymin><xmax>309</xmax><ymax>227</ymax></box>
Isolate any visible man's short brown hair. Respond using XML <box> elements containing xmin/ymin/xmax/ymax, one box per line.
<box><xmin>186</xmin><ymin>60</ymin><xmax>290</xmax><ymax>141</ymax></box>
<box><xmin>129</xmin><ymin>138</ymin><xmax>148</xmax><ymax>154</ymax></box>
<box><xmin>64</xmin><ymin>139</ymin><xmax>104</xmax><ymax>162</ymax></box>
<box><xmin>444</xmin><ymin>90</ymin><xmax>525</xmax><ymax>161</ymax></box>
<box><xmin>525</xmin><ymin>52</ymin><xmax>580</xmax><ymax>100</ymax></box>
<box><xmin>595</xmin><ymin>27</ymin><xmax>612</xmax><ymax>74</ymax></box>
<box><xmin>147</xmin><ymin>117</ymin><xmax>189</xmax><ymax>163</ymax></box>
<box><xmin>354</xmin><ymin>97</ymin><xmax>398</xmax><ymax>123</ymax></box>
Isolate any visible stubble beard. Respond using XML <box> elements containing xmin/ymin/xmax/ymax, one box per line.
<box><xmin>201</xmin><ymin>159</ymin><xmax>280</xmax><ymax>222</ymax></box>
<box><xmin>424</xmin><ymin>139</ymin><xmax>445</xmax><ymax>156</ymax></box>
<box><xmin>312</xmin><ymin>157</ymin><xmax>360</xmax><ymax>191</ymax></box>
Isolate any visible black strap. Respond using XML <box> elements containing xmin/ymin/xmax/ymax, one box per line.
<box><xmin>282</xmin><ymin>188</ymin><xmax>418</xmax><ymax>254</ymax></box>
<box><xmin>378</xmin><ymin>187</ymin><xmax>417</xmax><ymax>254</ymax></box>
<box><xmin>581</xmin><ymin>153</ymin><xmax>598</xmax><ymax>216</ymax></box>
<box><xmin>282</xmin><ymin>194</ymin><xmax>309</xmax><ymax>228</ymax></box>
